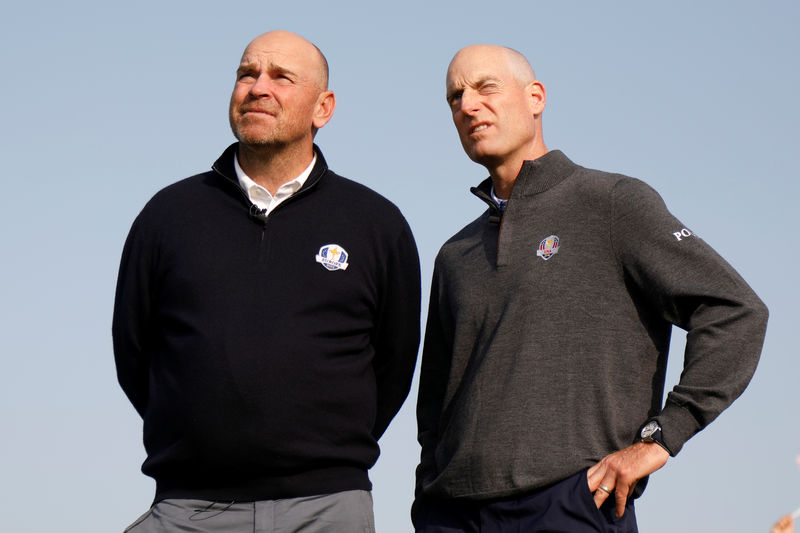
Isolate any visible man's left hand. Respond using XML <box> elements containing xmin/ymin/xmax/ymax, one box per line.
<box><xmin>586</xmin><ymin>442</ymin><xmax>670</xmax><ymax>518</ymax></box>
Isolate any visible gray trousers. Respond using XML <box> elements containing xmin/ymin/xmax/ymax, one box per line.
<box><xmin>124</xmin><ymin>490</ymin><xmax>375</xmax><ymax>533</ymax></box>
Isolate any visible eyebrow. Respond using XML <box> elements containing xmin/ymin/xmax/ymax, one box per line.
<box><xmin>472</xmin><ymin>75</ymin><xmax>500</xmax><ymax>87</ymax></box>
<box><xmin>446</xmin><ymin>76</ymin><xmax>500</xmax><ymax>101</ymax></box>
<box><xmin>269</xmin><ymin>63</ymin><xmax>299</xmax><ymax>79</ymax></box>
<box><xmin>236</xmin><ymin>63</ymin><xmax>255</xmax><ymax>78</ymax></box>
<box><xmin>236</xmin><ymin>60</ymin><xmax>299</xmax><ymax>80</ymax></box>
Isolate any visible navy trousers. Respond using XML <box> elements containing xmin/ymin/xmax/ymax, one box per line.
<box><xmin>414</xmin><ymin>470</ymin><xmax>638</xmax><ymax>533</ymax></box>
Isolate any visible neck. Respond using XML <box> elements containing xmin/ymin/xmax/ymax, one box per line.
<box><xmin>486</xmin><ymin>143</ymin><xmax>548</xmax><ymax>199</ymax></box>
<box><xmin>237</xmin><ymin>142</ymin><xmax>315</xmax><ymax>195</ymax></box>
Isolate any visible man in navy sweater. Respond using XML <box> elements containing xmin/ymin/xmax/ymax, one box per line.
<box><xmin>114</xmin><ymin>30</ymin><xmax>420</xmax><ymax>532</ymax></box>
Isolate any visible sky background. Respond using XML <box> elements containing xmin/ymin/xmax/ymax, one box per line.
<box><xmin>2</xmin><ymin>1</ymin><xmax>798</xmax><ymax>531</ymax></box>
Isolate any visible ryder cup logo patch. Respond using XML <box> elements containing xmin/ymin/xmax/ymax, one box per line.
<box><xmin>536</xmin><ymin>235</ymin><xmax>560</xmax><ymax>261</ymax></box>
<box><xmin>315</xmin><ymin>244</ymin><xmax>350</xmax><ymax>271</ymax></box>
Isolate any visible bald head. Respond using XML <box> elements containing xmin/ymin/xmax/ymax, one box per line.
<box><xmin>447</xmin><ymin>45</ymin><xmax>536</xmax><ymax>93</ymax></box>
<box><xmin>241</xmin><ymin>30</ymin><xmax>329</xmax><ymax>90</ymax></box>
<box><xmin>445</xmin><ymin>44</ymin><xmax>547</xmax><ymax>184</ymax></box>
<box><xmin>229</xmin><ymin>30</ymin><xmax>336</xmax><ymax>152</ymax></box>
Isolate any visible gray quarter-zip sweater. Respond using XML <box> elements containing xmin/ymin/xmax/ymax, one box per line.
<box><xmin>415</xmin><ymin>150</ymin><xmax>768</xmax><ymax>501</ymax></box>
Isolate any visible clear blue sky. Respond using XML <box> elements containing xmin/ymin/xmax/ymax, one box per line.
<box><xmin>2</xmin><ymin>1</ymin><xmax>798</xmax><ymax>531</ymax></box>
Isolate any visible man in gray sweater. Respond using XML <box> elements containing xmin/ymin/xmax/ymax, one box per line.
<box><xmin>413</xmin><ymin>44</ymin><xmax>768</xmax><ymax>532</ymax></box>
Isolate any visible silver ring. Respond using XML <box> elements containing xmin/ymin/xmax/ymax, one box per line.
<box><xmin>598</xmin><ymin>485</ymin><xmax>612</xmax><ymax>494</ymax></box>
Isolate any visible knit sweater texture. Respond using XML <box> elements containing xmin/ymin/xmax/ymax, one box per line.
<box><xmin>113</xmin><ymin>144</ymin><xmax>421</xmax><ymax>503</ymax></box>
<box><xmin>416</xmin><ymin>150</ymin><xmax>767</xmax><ymax>501</ymax></box>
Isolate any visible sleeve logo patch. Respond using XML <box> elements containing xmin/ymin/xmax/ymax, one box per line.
<box><xmin>315</xmin><ymin>244</ymin><xmax>350</xmax><ymax>271</ymax></box>
<box><xmin>673</xmin><ymin>228</ymin><xmax>693</xmax><ymax>241</ymax></box>
<box><xmin>536</xmin><ymin>235</ymin><xmax>560</xmax><ymax>260</ymax></box>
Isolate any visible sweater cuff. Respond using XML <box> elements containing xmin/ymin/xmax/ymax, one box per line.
<box><xmin>654</xmin><ymin>403</ymin><xmax>703</xmax><ymax>456</ymax></box>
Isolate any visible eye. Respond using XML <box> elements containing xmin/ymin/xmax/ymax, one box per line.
<box><xmin>447</xmin><ymin>90</ymin><xmax>463</xmax><ymax>106</ymax></box>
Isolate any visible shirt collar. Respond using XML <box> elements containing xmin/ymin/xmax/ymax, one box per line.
<box><xmin>234</xmin><ymin>152</ymin><xmax>317</xmax><ymax>206</ymax></box>
<box><xmin>490</xmin><ymin>184</ymin><xmax>508</xmax><ymax>212</ymax></box>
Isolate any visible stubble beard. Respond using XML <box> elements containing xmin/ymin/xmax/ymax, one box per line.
<box><xmin>230</xmin><ymin>112</ymin><xmax>315</xmax><ymax>155</ymax></box>
<box><xmin>230</xmin><ymin>112</ymin><xmax>287</xmax><ymax>148</ymax></box>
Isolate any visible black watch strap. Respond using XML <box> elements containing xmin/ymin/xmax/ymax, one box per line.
<box><xmin>639</xmin><ymin>420</ymin><xmax>672</xmax><ymax>455</ymax></box>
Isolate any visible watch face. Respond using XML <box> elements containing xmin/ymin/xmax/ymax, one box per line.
<box><xmin>641</xmin><ymin>421</ymin><xmax>659</xmax><ymax>439</ymax></box>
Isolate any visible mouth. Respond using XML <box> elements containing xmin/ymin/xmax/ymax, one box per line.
<box><xmin>469</xmin><ymin>122</ymin><xmax>491</xmax><ymax>135</ymax></box>
<box><xmin>241</xmin><ymin>107</ymin><xmax>276</xmax><ymax>117</ymax></box>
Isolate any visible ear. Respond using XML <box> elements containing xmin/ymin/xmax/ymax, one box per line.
<box><xmin>526</xmin><ymin>81</ymin><xmax>546</xmax><ymax>116</ymax></box>
<box><xmin>312</xmin><ymin>91</ymin><xmax>336</xmax><ymax>129</ymax></box>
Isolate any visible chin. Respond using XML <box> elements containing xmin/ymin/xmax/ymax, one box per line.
<box><xmin>233</xmin><ymin>125</ymin><xmax>277</xmax><ymax>145</ymax></box>
<box><xmin>469</xmin><ymin>149</ymin><xmax>507</xmax><ymax>170</ymax></box>
<box><xmin>465</xmin><ymin>145</ymin><xmax>496</xmax><ymax>163</ymax></box>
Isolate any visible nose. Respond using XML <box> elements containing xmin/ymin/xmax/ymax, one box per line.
<box><xmin>249</xmin><ymin>74</ymin><xmax>273</xmax><ymax>98</ymax></box>
<box><xmin>459</xmin><ymin>89</ymin><xmax>480</xmax><ymax>115</ymax></box>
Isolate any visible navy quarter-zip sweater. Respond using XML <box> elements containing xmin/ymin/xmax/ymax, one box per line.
<box><xmin>113</xmin><ymin>144</ymin><xmax>421</xmax><ymax>503</ymax></box>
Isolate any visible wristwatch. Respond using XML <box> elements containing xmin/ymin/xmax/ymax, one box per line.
<box><xmin>639</xmin><ymin>420</ymin><xmax>672</xmax><ymax>455</ymax></box>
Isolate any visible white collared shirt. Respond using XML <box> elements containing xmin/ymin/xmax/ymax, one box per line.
<box><xmin>234</xmin><ymin>153</ymin><xmax>317</xmax><ymax>217</ymax></box>
<box><xmin>490</xmin><ymin>184</ymin><xmax>508</xmax><ymax>213</ymax></box>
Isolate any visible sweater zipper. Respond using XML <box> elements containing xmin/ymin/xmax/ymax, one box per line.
<box><xmin>213</xmin><ymin>165</ymin><xmax>323</xmax><ymax>260</ymax></box>
<box><xmin>471</xmin><ymin>186</ymin><xmax>506</xmax><ymax>266</ymax></box>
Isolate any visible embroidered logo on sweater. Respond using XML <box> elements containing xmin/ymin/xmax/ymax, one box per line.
<box><xmin>536</xmin><ymin>235</ymin><xmax>560</xmax><ymax>260</ymax></box>
<box><xmin>672</xmin><ymin>228</ymin><xmax>693</xmax><ymax>241</ymax></box>
<box><xmin>315</xmin><ymin>244</ymin><xmax>350</xmax><ymax>271</ymax></box>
